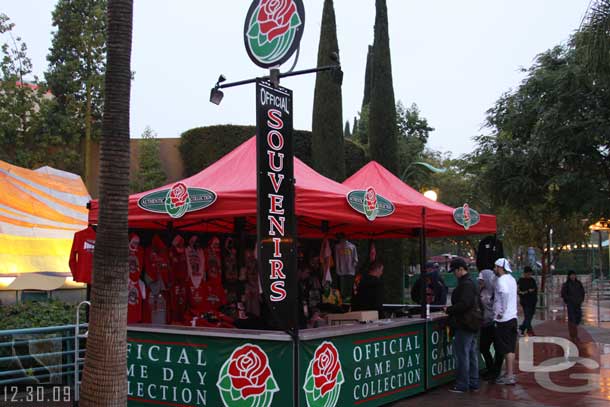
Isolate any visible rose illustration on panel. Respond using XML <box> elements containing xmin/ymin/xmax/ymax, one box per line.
<box><xmin>364</xmin><ymin>186</ymin><xmax>378</xmax><ymax>221</ymax></box>
<box><xmin>217</xmin><ymin>344</ymin><xmax>279</xmax><ymax>407</ymax></box>
<box><xmin>165</xmin><ymin>182</ymin><xmax>190</xmax><ymax>218</ymax></box>
<box><xmin>245</xmin><ymin>0</ymin><xmax>303</xmax><ymax>67</ymax></box>
<box><xmin>303</xmin><ymin>341</ymin><xmax>344</xmax><ymax>407</ymax></box>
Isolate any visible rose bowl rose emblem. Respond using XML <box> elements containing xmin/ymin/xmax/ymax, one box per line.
<box><xmin>217</xmin><ymin>344</ymin><xmax>279</xmax><ymax>407</ymax></box>
<box><xmin>164</xmin><ymin>182</ymin><xmax>190</xmax><ymax>218</ymax></box>
<box><xmin>244</xmin><ymin>0</ymin><xmax>304</xmax><ymax>68</ymax></box>
<box><xmin>303</xmin><ymin>341</ymin><xmax>344</xmax><ymax>407</ymax></box>
<box><xmin>363</xmin><ymin>186</ymin><xmax>378</xmax><ymax>221</ymax></box>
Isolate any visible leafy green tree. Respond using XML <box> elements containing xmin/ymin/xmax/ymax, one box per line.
<box><xmin>79</xmin><ymin>0</ymin><xmax>132</xmax><ymax>404</ymax></box>
<box><xmin>471</xmin><ymin>42</ymin><xmax>609</xmax><ymax>286</ymax></box>
<box><xmin>311</xmin><ymin>0</ymin><xmax>345</xmax><ymax>181</ymax></box>
<box><xmin>0</xmin><ymin>14</ymin><xmax>80</xmax><ymax>171</ymax></box>
<box><xmin>45</xmin><ymin>0</ymin><xmax>107</xmax><ymax>187</ymax></box>
<box><xmin>130</xmin><ymin>126</ymin><xmax>167</xmax><ymax>193</ymax></box>
<box><xmin>396</xmin><ymin>101</ymin><xmax>434</xmax><ymax>181</ymax></box>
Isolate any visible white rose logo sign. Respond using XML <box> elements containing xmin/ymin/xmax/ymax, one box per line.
<box><xmin>217</xmin><ymin>344</ymin><xmax>279</xmax><ymax>407</ymax></box>
<box><xmin>303</xmin><ymin>341</ymin><xmax>344</xmax><ymax>407</ymax></box>
<box><xmin>244</xmin><ymin>0</ymin><xmax>305</xmax><ymax>68</ymax></box>
<box><xmin>137</xmin><ymin>182</ymin><xmax>217</xmax><ymax>219</ymax></box>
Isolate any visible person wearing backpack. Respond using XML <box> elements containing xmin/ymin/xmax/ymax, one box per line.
<box><xmin>446</xmin><ymin>258</ymin><xmax>482</xmax><ymax>393</ymax></box>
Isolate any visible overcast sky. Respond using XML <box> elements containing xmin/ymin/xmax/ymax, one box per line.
<box><xmin>3</xmin><ymin>0</ymin><xmax>591</xmax><ymax>157</ymax></box>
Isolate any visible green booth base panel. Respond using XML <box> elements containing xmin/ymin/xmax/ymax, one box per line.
<box><xmin>126</xmin><ymin>316</ymin><xmax>463</xmax><ymax>407</ymax></box>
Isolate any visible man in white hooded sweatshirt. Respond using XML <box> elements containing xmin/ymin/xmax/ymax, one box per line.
<box><xmin>492</xmin><ymin>258</ymin><xmax>518</xmax><ymax>385</ymax></box>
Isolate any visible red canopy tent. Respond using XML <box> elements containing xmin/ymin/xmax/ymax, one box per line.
<box><xmin>88</xmin><ymin>137</ymin><xmax>424</xmax><ymax>238</ymax></box>
<box><xmin>342</xmin><ymin>161</ymin><xmax>496</xmax><ymax>237</ymax></box>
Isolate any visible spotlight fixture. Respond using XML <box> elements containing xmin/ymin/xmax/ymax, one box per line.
<box><xmin>209</xmin><ymin>86</ymin><xmax>224</xmax><ymax>105</ymax></box>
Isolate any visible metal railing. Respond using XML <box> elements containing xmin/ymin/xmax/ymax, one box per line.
<box><xmin>0</xmin><ymin>321</ymin><xmax>88</xmax><ymax>389</ymax></box>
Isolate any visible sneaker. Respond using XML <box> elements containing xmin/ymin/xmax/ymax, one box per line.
<box><xmin>448</xmin><ymin>386</ymin><xmax>467</xmax><ymax>393</ymax></box>
<box><xmin>496</xmin><ymin>375</ymin><xmax>517</xmax><ymax>385</ymax></box>
<box><xmin>469</xmin><ymin>386</ymin><xmax>480</xmax><ymax>392</ymax></box>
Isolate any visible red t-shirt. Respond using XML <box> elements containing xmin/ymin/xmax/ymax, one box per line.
<box><xmin>128</xmin><ymin>245</ymin><xmax>144</xmax><ymax>282</ymax></box>
<box><xmin>145</xmin><ymin>246</ymin><xmax>170</xmax><ymax>285</ymax></box>
<box><xmin>186</xmin><ymin>280</ymin><xmax>227</xmax><ymax>317</ymax></box>
<box><xmin>169</xmin><ymin>246</ymin><xmax>188</xmax><ymax>284</ymax></box>
<box><xmin>127</xmin><ymin>279</ymin><xmax>146</xmax><ymax>324</ymax></box>
<box><xmin>169</xmin><ymin>282</ymin><xmax>187</xmax><ymax>323</ymax></box>
<box><xmin>69</xmin><ymin>227</ymin><xmax>96</xmax><ymax>283</ymax></box>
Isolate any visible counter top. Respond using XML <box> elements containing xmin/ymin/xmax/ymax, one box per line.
<box><xmin>128</xmin><ymin>314</ymin><xmax>449</xmax><ymax>342</ymax></box>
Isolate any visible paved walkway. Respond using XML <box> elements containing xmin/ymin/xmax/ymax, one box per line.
<box><xmin>391</xmin><ymin>298</ymin><xmax>610</xmax><ymax>407</ymax></box>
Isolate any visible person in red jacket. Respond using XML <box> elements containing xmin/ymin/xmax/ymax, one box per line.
<box><xmin>69</xmin><ymin>226</ymin><xmax>96</xmax><ymax>283</ymax></box>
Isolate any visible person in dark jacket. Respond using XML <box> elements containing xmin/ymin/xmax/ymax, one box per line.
<box><xmin>411</xmin><ymin>261</ymin><xmax>448</xmax><ymax>307</ymax></box>
<box><xmin>446</xmin><ymin>258</ymin><xmax>481</xmax><ymax>393</ymax></box>
<box><xmin>561</xmin><ymin>270</ymin><xmax>585</xmax><ymax>341</ymax></box>
<box><xmin>352</xmin><ymin>260</ymin><xmax>384</xmax><ymax>318</ymax></box>
<box><xmin>517</xmin><ymin>266</ymin><xmax>538</xmax><ymax>335</ymax></box>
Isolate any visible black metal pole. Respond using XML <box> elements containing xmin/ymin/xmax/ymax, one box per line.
<box><xmin>419</xmin><ymin>208</ymin><xmax>427</xmax><ymax>318</ymax></box>
<box><xmin>216</xmin><ymin>64</ymin><xmax>340</xmax><ymax>90</ymax></box>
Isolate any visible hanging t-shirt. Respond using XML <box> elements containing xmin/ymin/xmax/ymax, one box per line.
<box><xmin>127</xmin><ymin>279</ymin><xmax>146</xmax><ymax>324</ymax></box>
<box><xmin>169</xmin><ymin>282</ymin><xmax>187</xmax><ymax>323</ymax></box>
<box><xmin>187</xmin><ymin>279</ymin><xmax>227</xmax><ymax>317</ymax></box>
<box><xmin>477</xmin><ymin>236</ymin><xmax>504</xmax><ymax>271</ymax></box>
<box><xmin>494</xmin><ymin>274</ymin><xmax>518</xmax><ymax>322</ymax></box>
<box><xmin>186</xmin><ymin>246</ymin><xmax>206</xmax><ymax>286</ymax></box>
<box><xmin>169</xmin><ymin>245</ymin><xmax>188</xmax><ymax>284</ymax></box>
<box><xmin>145</xmin><ymin>236</ymin><xmax>170</xmax><ymax>286</ymax></box>
<box><xmin>128</xmin><ymin>236</ymin><xmax>144</xmax><ymax>282</ymax></box>
<box><xmin>335</xmin><ymin>240</ymin><xmax>358</xmax><ymax>276</ymax></box>
<box><xmin>69</xmin><ymin>226</ymin><xmax>96</xmax><ymax>283</ymax></box>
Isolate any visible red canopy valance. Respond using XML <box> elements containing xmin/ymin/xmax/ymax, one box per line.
<box><xmin>342</xmin><ymin>161</ymin><xmax>496</xmax><ymax>237</ymax></box>
<box><xmin>88</xmin><ymin>138</ymin><xmax>425</xmax><ymax>238</ymax></box>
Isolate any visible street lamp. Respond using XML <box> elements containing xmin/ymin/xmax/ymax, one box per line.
<box><xmin>423</xmin><ymin>190</ymin><xmax>438</xmax><ymax>201</ymax></box>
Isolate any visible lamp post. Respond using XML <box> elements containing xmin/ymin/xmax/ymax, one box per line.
<box><xmin>589</xmin><ymin>218</ymin><xmax>610</xmax><ymax>280</ymax></box>
<box><xmin>400</xmin><ymin>161</ymin><xmax>446</xmax><ymax>183</ymax></box>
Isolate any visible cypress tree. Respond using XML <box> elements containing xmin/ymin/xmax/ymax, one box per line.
<box><xmin>311</xmin><ymin>0</ymin><xmax>345</xmax><ymax>181</ymax></box>
<box><xmin>369</xmin><ymin>0</ymin><xmax>398</xmax><ymax>174</ymax></box>
<box><xmin>368</xmin><ymin>0</ymin><xmax>402</xmax><ymax>303</ymax></box>
<box><xmin>352</xmin><ymin>116</ymin><xmax>359</xmax><ymax>139</ymax></box>
<box><xmin>362</xmin><ymin>45</ymin><xmax>374</xmax><ymax>107</ymax></box>
<box><xmin>344</xmin><ymin>121</ymin><xmax>351</xmax><ymax>138</ymax></box>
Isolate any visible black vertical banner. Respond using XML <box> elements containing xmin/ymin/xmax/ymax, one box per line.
<box><xmin>256</xmin><ymin>79</ymin><xmax>297</xmax><ymax>332</ymax></box>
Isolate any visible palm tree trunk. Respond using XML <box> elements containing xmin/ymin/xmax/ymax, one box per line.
<box><xmin>80</xmin><ymin>1</ymin><xmax>133</xmax><ymax>405</ymax></box>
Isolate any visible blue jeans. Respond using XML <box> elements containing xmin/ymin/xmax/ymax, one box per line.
<box><xmin>453</xmin><ymin>329</ymin><xmax>480</xmax><ymax>391</ymax></box>
<box><xmin>520</xmin><ymin>304</ymin><xmax>536</xmax><ymax>333</ymax></box>
<box><xmin>566</xmin><ymin>303</ymin><xmax>582</xmax><ymax>325</ymax></box>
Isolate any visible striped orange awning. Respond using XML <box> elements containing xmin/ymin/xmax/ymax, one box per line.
<box><xmin>0</xmin><ymin>161</ymin><xmax>89</xmax><ymax>275</ymax></box>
